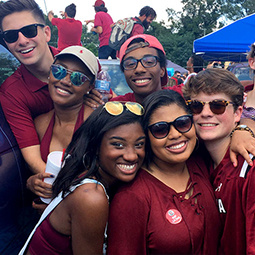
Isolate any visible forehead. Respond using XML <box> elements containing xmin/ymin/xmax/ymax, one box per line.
<box><xmin>124</xmin><ymin>46</ymin><xmax>158</xmax><ymax>60</ymax></box>
<box><xmin>2</xmin><ymin>11</ymin><xmax>38</xmax><ymax>30</ymax></box>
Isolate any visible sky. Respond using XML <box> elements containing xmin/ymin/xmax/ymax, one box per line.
<box><xmin>36</xmin><ymin>0</ymin><xmax>183</xmax><ymax>28</ymax></box>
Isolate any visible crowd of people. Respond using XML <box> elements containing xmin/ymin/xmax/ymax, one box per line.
<box><xmin>1</xmin><ymin>0</ymin><xmax>255</xmax><ymax>254</ymax></box>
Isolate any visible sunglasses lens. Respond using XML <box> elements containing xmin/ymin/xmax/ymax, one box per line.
<box><xmin>21</xmin><ymin>25</ymin><xmax>38</xmax><ymax>38</ymax></box>
<box><xmin>188</xmin><ymin>101</ymin><xmax>203</xmax><ymax>114</ymax></box>
<box><xmin>70</xmin><ymin>72</ymin><xmax>86</xmax><ymax>86</ymax></box>
<box><xmin>174</xmin><ymin>115</ymin><xmax>193</xmax><ymax>133</ymax></box>
<box><xmin>3</xmin><ymin>31</ymin><xmax>18</xmax><ymax>43</ymax></box>
<box><xmin>210</xmin><ymin>101</ymin><xmax>226</xmax><ymax>114</ymax></box>
<box><xmin>150</xmin><ymin>122</ymin><xmax>169</xmax><ymax>139</ymax></box>
<box><xmin>125</xmin><ymin>102</ymin><xmax>144</xmax><ymax>116</ymax></box>
<box><xmin>104</xmin><ymin>102</ymin><xmax>123</xmax><ymax>115</ymax></box>
<box><xmin>51</xmin><ymin>65</ymin><xmax>66</xmax><ymax>80</ymax></box>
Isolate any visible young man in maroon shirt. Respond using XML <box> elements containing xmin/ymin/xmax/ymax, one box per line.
<box><xmin>183</xmin><ymin>68</ymin><xmax>255</xmax><ymax>254</ymax></box>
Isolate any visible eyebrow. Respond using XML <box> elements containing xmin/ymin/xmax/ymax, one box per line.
<box><xmin>109</xmin><ymin>136</ymin><xmax>146</xmax><ymax>141</ymax></box>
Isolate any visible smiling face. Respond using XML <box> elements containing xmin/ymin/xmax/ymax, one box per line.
<box><xmin>49</xmin><ymin>55</ymin><xmax>93</xmax><ymax>108</ymax></box>
<box><xmin>2</xmin><ymin>11</ymin><xmax>51</xmax><ymax>67</ymax></box>
<box><xmin>148</xmin><ymin>104</ymin><xmax>196</xmax><ymax>166</ymax></box>
<box><xmin>123</xmin><ymin>46</ymin><xmax>165</xmax><ymax>103</ymax></box>
<box><xmin>98</xmin><ymin>122</ymin><xmax>146</xmax><ymax>183</ymax></box>
<box><xmin>191</xmin><ymin>92</ymin><xmax>242</xmax><ymax>145</ymax></box>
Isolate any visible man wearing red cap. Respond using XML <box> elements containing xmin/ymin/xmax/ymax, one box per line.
<box><xmin>86</xmin><ymin>0</ymin><xmax>116</xmax><ymax>59</ymax></box>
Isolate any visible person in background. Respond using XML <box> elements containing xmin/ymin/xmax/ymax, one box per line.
<box><xmin>19</xmin><ymin>101</ymin><xmax>146</xmax><ymax>255</ymax></box>
<box><xmin>183</xmin><ymin>68</ymin><xmax>255</xmax><ymax>254</ymax></box>
<box><xmin>107</xmin><ymin>90</ymin><xmax>221</xmax><ymax>255</ymax></box>
<box><xmin>26</xmin><ymin>46</ymin><xmax>98</xmax><ymax>201</ymax></box>
<box><xmin>172</xmin><ymin>70</ymin><xmax>181</xmax><ymax>79</ymax></box>
<box><xmin>48</xmin><ymin>3</ymin><xmax>82</xmax><ymax>51</ymax></box>
<box><xmin>85</xmin><ymin>0</ymin><xmax>116</xmax><ymax>59</ymax></box>
<box><xmin>0</xmin><ymin>0</ymin><xmax>58</xmax><ymax>175</ymax></box>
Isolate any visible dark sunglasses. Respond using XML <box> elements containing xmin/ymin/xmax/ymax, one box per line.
<box><xmin>186</xmin><ymin>99</ymin><xmax>235</xmax><ymax>115</ymax></box>
<box><xmin>50</xmin><ymin>64</ymin><xmax>91</xmax><ymax>87</ymax></box>
<box><xmin>122</xmin><ymin>55</ymin><xmax>159</xmax><ymax>70</ymax></box>
<box><xmin>1</xmin><ymin>23</ymin><xmax>45</xmax><ymax>43</ymax></box>
<box><xmin>148</xmin><ymin>114</ymin><xmax>193</xmax><ymax>139</ymax></box>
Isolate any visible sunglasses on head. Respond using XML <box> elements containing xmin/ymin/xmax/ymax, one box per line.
<box><xmin>1</xmin><ymin>23</ymin><xmax>45</xmax><ymax>43</ymax></box>
<box><xmin>104</xmin><ymin>101</ymin><xmax>144</xmax><ymax>116</ymax></box>
<box><xmin>186</xmin><ymin>99</ymin><xmax>235</xmax><ymax>115</ymax></box>
<box><xmin>148</xmin><ymin>114</ymin><xmax>193</xmax><ymax>139</ymax></box>
<box><xmin>50</xmin><ymin>64</ymin><xmax>91</xmax><ymax>87</ymax></box>
<box><xmin>122</xmin><ymin>55</ymin><xmax>159</xmax><ymax>70</ymax></box>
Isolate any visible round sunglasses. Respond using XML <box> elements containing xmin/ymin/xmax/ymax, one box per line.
<box><xmin>2</xmin><ymin>23</ymin><xmax>45</xmax><ymax>43</ymax></box>
<box><xmin>50</xmin><ymin>64</ymin><xmax>90</xmax><ymax>86</ymax></box>
<box><xmin>186</xmin><ymin>99</ymin><xmax>235</xmax><ymax>115</ymax></box>
<box><xmin>104</xmin><ymin>101</ymin><xmax>144</xmax><ymax>116</ymax></box>
<box><xmin>148</xmin><ymin>114</ymin><xmax>193</xmax><ymax>139</ymax></box>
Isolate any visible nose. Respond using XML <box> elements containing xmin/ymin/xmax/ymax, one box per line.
<box><xmin>17</xmin><ymin>31</ymin><xmax>29</xmax><ymax>45</ymax></box>
<box><xmin>123</xmin><ymin>147</ymin><xmax>139</xmax><ymax>162</ymax></box>
<box><xmin>134</xmin><ymin>60</ymin><xmax>146</xmax><ymax>73</ymax></box>
<box><xmin>167</xmin><ymin>125</ymin><xmax>182</xmax><ymax>139</ymax></box>
<box><xmin>201</xmin><ymin>103</ymin><xmax>214</xmax><ymax>116</ymax></box>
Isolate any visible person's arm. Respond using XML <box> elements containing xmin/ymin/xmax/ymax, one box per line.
<box><xmin>91</xmin><ymin>26</ymin><xmax>103</xmax><ymax>34</ymax></box>
<box><xmin>69</xmin><ymin>184</ymin><xmax>109</xmax><ymax>254</ymax></box>
<box><xmin>230</xmin><ymin>118</ymin><xmax>255</xmax><ymax>167</ymax></box>
<box><xmin>84</xmin><ymin>89</ymin><xmax>113</xmax><ymax>108</ymax></box>
<box><xmin>85</xmin><ymin>19</ymin><xmax>95</xmax><ymax>25</ymax></box>
<box><xmin>48</xmin><ymin>10</ymin><xmax>54</xmax><ymax>22</ymax></box>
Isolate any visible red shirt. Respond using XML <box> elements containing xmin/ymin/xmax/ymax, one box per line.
<box><xmin>51</xmin><ymin>18</ymin><xmax>82</xmax><ymax>51</ymax></box>
<box><xmin>94</xmin><ymin>12</ymin><xmax>114</xmax><ymax>47</ymax></box>
<box><xmin>130</xmin><ymin>17</ymin><xmax>144</xmax><ymax>37</ymax></box>
<box><xmin>210</xmin><ymin>149</ymin><xmax>255</xmax><ymax>254</ymax></box>
<box><xmin>108</xmin><ymin>159</ymin><xmax>221</xmax><ymax>255</ymax></box>
<box><xmin>0</xmin><ymin>46</ymin><xmax>58</xmax><ymax>149</ymax></box>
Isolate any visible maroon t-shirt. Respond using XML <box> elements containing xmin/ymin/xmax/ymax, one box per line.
<box><xmin>51</xmin><ymin>18</ymin><xmax>82</xmax><ymax>51</ymax></box>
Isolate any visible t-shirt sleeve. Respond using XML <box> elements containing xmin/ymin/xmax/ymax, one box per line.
<box><xmin>107</xmin><ymin>190</ymin><xmax>148</xmax><ymax>254</ymax></box>
<box><xmin>51</xmin><ymin>17</ymin><xmax>60</xmax><ymax>26</ymax></box>
<box><xmin>94</xmin><ymin>13</ymin><xmax>102</xmax><ymax>27</ymax></box>
<box><xmin>0</xmin><ymin>89</ymin><xmax>39</xmax><ymax>149</ymax></box>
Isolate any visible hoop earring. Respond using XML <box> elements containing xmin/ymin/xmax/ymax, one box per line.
<box><xmin>82</xmin><ymin>152</ymin><xmax>91</xmax><ymax>169</ymax></box>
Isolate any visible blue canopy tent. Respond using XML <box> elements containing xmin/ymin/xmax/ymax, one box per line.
<box><xmin>193</xmin><ymin>13</ymin><xmax>255</xmax><ymax>62</ymax></box>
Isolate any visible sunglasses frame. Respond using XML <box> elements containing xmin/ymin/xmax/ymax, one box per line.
<box><xmin>104</xmin><ymin>101</ymin><xmax>144</xmax><ymax>116</ymax></box>
<box><xmin>148</xmin><ymin>114</ymin><xmax>193</xmax><ymax>139</ymax></box>
<box><xmin>2</xmin><ymin>23</ymin><xmax>45</xmax><ymax>43</ymax></box>
<box><xmin>50</xmin><ymin>64</ymin><xmax>91</xmax><ymax>87</ymax></box>
<box><xmin>122</xmin><ymin>55</ymin><xmax>159</xmax><ymax>70</ymax></box>
<box><xmin>186</xmin><ymin>99</ymin><xmax>235</xmax><ymax>115</ymax></box>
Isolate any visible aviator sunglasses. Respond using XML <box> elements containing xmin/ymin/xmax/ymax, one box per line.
<box><xmin>50</xmin><ymin>64</ymin><xmax>91</xmax><ymax>86</ymax></box>
<box><xmin>148</xmin><ymin>114</ymin><xmax>193</xmax><ymax>139</ymax></box>
<box><xmin>186</xmin><ymin>99</ymin><xmax>235</xmax><ymax>115</ymax></box>
<box><xmin>1</xmin><ymin>23</ymin><xmax>45</xmax><ymax>43</ymax></box>
<box><xmin>104</xmin><ymin>101</ymin><xmax>144</xmax><ymax>116</ymax></box>
<box><xmin>122</xmin><ymin>55</ymin><xmax>159</xmax><ymax>70</ymax></box>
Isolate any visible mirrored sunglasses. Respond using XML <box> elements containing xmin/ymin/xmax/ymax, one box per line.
<box><xmin>50</xmin><ymin>64</ymin><xmax>90</xmax><ymax>86</ymax></box>
<box><xmin>122</xmin><ymin>55</ymin><xmax>159</xmax><ymax>70</ymax></box>
<box><xmin>1</xmin><ymin>23</ymin><xmax>45</xmax><ymax>43</ymax></box>
<box><xmin>148</xmin><ymin>114</ymin><xmax>193</xmax><ymax>139</ymax></box>
<box><xmin>186</xmin><ymin>99</ymin><xmax>235</xmax><ymax>115</ymax></box>
<box><xmin>104</xmin><ymin>101</ymin><xmax>144</xmax><ymax>116</ymax></box>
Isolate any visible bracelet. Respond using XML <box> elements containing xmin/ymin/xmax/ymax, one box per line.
<box><xmin>230</xmin><ymin>124</ymin><xmax>255</xmax><ymax>138</ymax></box>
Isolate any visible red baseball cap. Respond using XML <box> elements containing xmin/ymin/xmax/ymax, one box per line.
<box><xmin>93</xmin><ymin>0</ymin><xmax>105</xmax><ymax>7</ymax></box>
<box><xmin>119</xmin><ymin>34</ymin><xmax>168</xmax><ymax>86</ymax></box>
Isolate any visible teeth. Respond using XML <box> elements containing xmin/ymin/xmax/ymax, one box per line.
<box><xmin>118</xmin><ymin>164</ymin><xmax>135</xmax><ymax>171</ymax></box>
<box><xmin>21</xmin><ymin>48</ymin><xmax>33</xmax><ymax>54</ymax></box>
<box><xmin>200</xmin><ymin>123</ymin><xmax>216</xmax><ymax>127</ymax></box>
<box><xmin>169</xmin><ymin>142</ymin><xmax>185</xmax><ymax>150</ymax></box>
<box><xmin>57</xmin><ymin>88</ymin><xmax>70</xmax><ymax>94</ymax></box>
<box><xmin>135</xmin><ymin>79</ymin><xmax>149</xmax><ymax>84</ymax></box>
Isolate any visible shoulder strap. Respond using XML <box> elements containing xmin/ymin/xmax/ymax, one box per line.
<box><xmin>19</xmin><ymin>179</ymin><xmax>108</xmax><ymax>255</ymax></box>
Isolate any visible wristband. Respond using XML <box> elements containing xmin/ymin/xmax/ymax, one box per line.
<box><xmin>230</xmin><ymin>124</ymin><xmax>255</xmax><ymax>138</ymax></box>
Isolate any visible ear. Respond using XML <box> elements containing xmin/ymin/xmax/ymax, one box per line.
<box><xmin>160</xmin><ymin>66</ymin><xmax>165</xmax><ymax>78</ymax></box>
<box><xmin>248</xmin><ymin>57</ymin><xmax>255</xmax><ymax>70</ymax></box>
<box><xmin>44</xmin><ymin>25</ymin><xmax>51</xmax><ymax>43</ymax></box>
<box><xmin>234</xmin><ymin>105</ymin><xmax>243</xmax><ymax>124</ymax></box>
